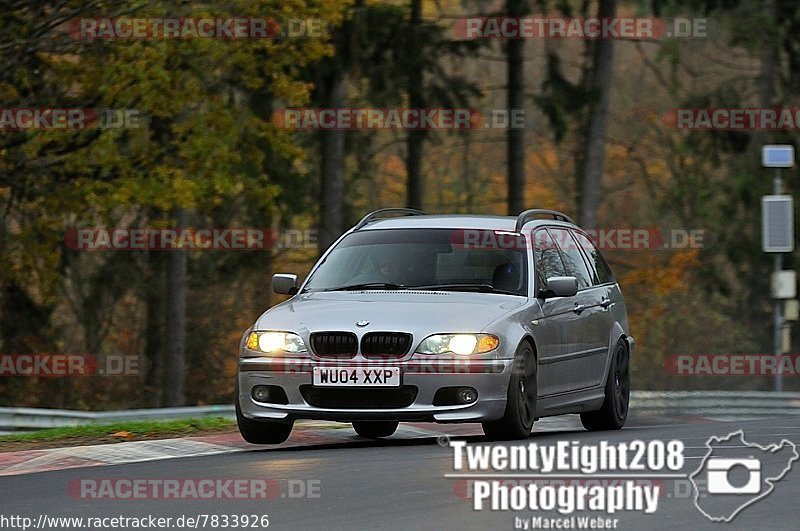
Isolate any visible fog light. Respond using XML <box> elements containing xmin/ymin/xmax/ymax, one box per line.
<box><xmin>252</xmin><ymin>385</ymin><xmax>271</xmax><ymax>402</ymax></box>
<box><xmin>457</xmin><ymin>387</ymin><xmax>478</xmax><ymax>404</ymax></box>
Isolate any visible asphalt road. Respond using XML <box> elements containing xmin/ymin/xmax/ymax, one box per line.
<box><xmin>2</xmin><ymin>415</ymin><xmax>799</xmax><ymax>530</ymax></box>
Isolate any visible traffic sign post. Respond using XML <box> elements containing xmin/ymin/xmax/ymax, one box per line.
<box><xmin>762</xmin><ymin>145</ymin><xmax>795</xmax><ymax>168</ymax></box>
<box><xmin>761</xmin><ymin>145</ymin><xmax>795</xmax><ymax>392</ymax></box>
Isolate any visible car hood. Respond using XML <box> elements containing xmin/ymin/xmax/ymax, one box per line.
<box><xmin>254</xmin><ymin>290</ymin><xmax>525</xmax><ymax>335</ymax></box>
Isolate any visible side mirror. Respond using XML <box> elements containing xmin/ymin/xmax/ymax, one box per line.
<box><xmin>539</xmin><ymin>276</ymin><xmax>578</xmax><ymax>299</ymax></box>
<box><xmin>272</xmin><ymin>273</ymin><xmax>298</xmax><ymax>295</ymax></box>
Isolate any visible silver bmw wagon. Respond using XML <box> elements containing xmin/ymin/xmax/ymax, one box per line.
<box><xmin>236</xmin><ymin>209</ymin><xmax>633</xmax><ymax>442</ymax></box>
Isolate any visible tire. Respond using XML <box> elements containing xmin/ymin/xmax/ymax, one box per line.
<box><xmin>352</xmin><ymin>420</ymin><xmax>399</xmax><ymax>438</ymax></box>
<box><xmin>482</xmin><ymin>341</ymin><xmax>536</xmax><ymax>440</ymax></box>
<box><xmin>580</xmin><ymin>339</ymin><xmax>630</xmax><ymax>431</ymax></box>
<box><xmin>235</xmin><ymin>387</ymin><xmax>293</xmax><ymax>444</ymax></box>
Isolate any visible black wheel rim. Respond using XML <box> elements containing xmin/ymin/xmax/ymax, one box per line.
<box><xmin>613</xmin><ymin>344</ymin><xmax>630</xmax><ymax>419</ymax></box>
<box><xmin>517</xmin><ymin>352</ymin><xmax>536</xmax><ymax>429</ymax></box>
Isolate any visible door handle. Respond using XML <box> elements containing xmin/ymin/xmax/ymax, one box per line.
<box><xmin>573</xmin><ymin>303</ymin><xmax>586</xmax><ymax>314</ymax></box>
<box><xmin>600</xmin><ymin>298</ymin><xmax>612</xmax><ymax>309</ymax></box>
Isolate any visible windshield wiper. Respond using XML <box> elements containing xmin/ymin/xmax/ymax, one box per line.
<box><xmin>411</xmin><ymin>283</ymin><xmax>522</xmax><ymax>296</ymax></box>
<box><xmin>320</xmin><ymin>282</ymin><xmax>406</xmax><ymax>292</ymax></box>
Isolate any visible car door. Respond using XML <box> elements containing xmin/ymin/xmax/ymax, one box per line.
<box><xmin>571</xmin><ymin>229</ymin><xmax>618</xmax><ymax>388</ymax></box>
<box><xmin>530</xmin><ymin>228</ymin><xmax>583</xmax><ymax>396</ymax></box>
<box><xmin>547</xmin><ymin>227</ymin><xmax>610</xmax><ymax>391</ymax></box>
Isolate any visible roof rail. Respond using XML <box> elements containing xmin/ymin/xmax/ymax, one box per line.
<box><xmin>353</xmin><ymin>208</ymin><xmax>428</xmax><ymax>230</ymax></box>
<box><xmin>514</xmin><ymin>209</ymin><xmax>576</xmax><ymax>232</ymax></box>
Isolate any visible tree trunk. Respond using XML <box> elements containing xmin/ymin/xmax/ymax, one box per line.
<box><xmin>144</xmin><ymin>250</ymin><xmax>165</xmax><ymax>406</ymax></box>
<box><xmin>505</xmin><ymin>0</ymin><xmax>526</xmax><ymax>215</ymax></box>
<box><xmin>318</xmin><ymin>69</ymin><xmax>346</xmax><ymax>254</ymax></box>
<box><xmin>254</xmin><ymin>249</ymin><xmax>275</xmax><ymax>315</ymax></box>
<box><xmin>406</xmin><ymin>0</ymin><xmax>425</xmax><ymax>210</ymax></box>
<box><xmin>164</xmin><ymin>208</ymin><xmax>187</xmax><ymax>406</ymax></box>
<box><xmin>462</xmin><ymin>135</ymin><xmax>474</xmax><ymax>211</ymax></box>
<box><xmin>578</xmin><ymin>0</ymin><xmax>616</xmax><ymax>229</ymax></box>
<box><xmin>757</xmin><ymin>0</ymin><xmax>778</xmax><ymax>146</ymax></box>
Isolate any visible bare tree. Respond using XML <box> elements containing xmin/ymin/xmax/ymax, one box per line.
<box><xmin>144</xmin><ymin>251</ymin><xmax>165</xmax><ymax>406</ymax></box>
<box><xmin>318</xmin><ymin>69</ymin><xmax>346</xmax><ymax>253</ymax></box>
<box><xmin>406</xmin><ymin>0</ymin><xmax>426</xmax><ymax>210</ymax></box>
<box><xmin>758</xmin><ymin>0</ymin><xmax>778</xmax><ymax>137</ymax></box>
<box><xmin>577</xmin><ymin>0</ymin><xmax>617</xmax><ymax>228</ymax></box>
<box><xmin>506</xmin><ymin>0</ymin><xmax>528</xmax><ymax>215</ymax></box>
<box><xmin>164</xmin><ymin>208</ymin><xmax>187</xmax><ymax>406</ymax></box>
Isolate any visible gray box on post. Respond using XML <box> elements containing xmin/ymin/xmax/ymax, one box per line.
<box><xmin>762</xmin><ymin>195</ymin><xmax>794</xmax><ymax>253</ymax></box>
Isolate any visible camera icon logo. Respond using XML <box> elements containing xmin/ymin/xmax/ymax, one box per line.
<box><xmin>706</xmin><ymin>457</ymin><xmax>761</xmax><ymax>494</ymax></box>
<box><xmin>690</xmin><ymin>430</ymin><xmax>798</xmax><ymax>522</ymax></box>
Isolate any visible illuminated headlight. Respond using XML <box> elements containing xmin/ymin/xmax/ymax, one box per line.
<box><xmin>415</xmin><ymin>334</ymin><xmax>499</xmax><ymax>355</ymax></box>
<box><xmin>246</xmin><ymin>331</ymin><xmax>307</xmax><ymax>354</ymax></box>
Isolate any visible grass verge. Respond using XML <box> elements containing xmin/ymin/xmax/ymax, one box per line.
<box><xmin>0</xmin><ymin>417</ymin><xmax>236</xmax><ymax>451</ymax></box>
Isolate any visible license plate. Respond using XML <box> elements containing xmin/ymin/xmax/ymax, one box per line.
<box><xmin>312</xmin><ymin>367</ymin><xmax>400</xmax><ymax>387</ymax></box>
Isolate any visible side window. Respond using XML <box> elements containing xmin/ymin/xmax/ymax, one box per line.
<box><xmin>572</xmin><ymin>230</ymin><xmax>615</xmax><ymax>284</ymax></box>
<box><xmin>548</xmin><ymin>228</ymin><xmax>593</xmax><ymax>289</ymax></box>
<box><xmin>569</xmin><ymin>231</ymin><xmax>598</xmax><ymax>285</ymax></box>
<box><xmin>532</xmin><ymin>229</ymin><xmax>567</xmax><ymax>286</ymax></box>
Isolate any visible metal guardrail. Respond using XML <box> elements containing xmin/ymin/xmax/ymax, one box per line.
<box><xmin>0</xmin><ymin>405</ymin><xmax>235</xmax><ymax>431</ymax></box>
<box><xmin>630</xmin><ymin>391</ymin><xmax>800</xmax><ymax>419</ymax></box>
<box><xmin>1</xmin><ymin>391</ymin><xmax>799</xmax><ymax>432</ymax></box>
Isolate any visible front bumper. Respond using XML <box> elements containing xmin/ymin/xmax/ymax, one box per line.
<box><xmin>237</xmin><ymin>357</ymin><xmax>513</xmax><ymax>423</ymax></box>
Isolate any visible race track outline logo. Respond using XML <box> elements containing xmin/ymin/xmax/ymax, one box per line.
<box><xmin>689</xmin><ymin>430</ymin><xmax>798</xmax><ymax>522</ymax></box>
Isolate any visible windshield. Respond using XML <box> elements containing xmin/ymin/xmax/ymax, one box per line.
<box><xmin>302</xmin><ymin>228</ymin><xmax>528</xmax><ymax>296</ymax></box>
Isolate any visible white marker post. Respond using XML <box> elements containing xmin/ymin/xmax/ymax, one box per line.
<box><xmin>762</xmin><ymin>145</ymin><xmax>795</xmax><ymax>391</ymax></box>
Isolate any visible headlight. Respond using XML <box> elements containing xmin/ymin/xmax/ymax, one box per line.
<box><xmin>415</xmin><ymin>334</ymin><xmax>499</xmax><ymax>355</ymax></box>
<box><xmin>246</xmin><ymin>331</ymin><xmax>307</xmax><ymax>354</ymax></box>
